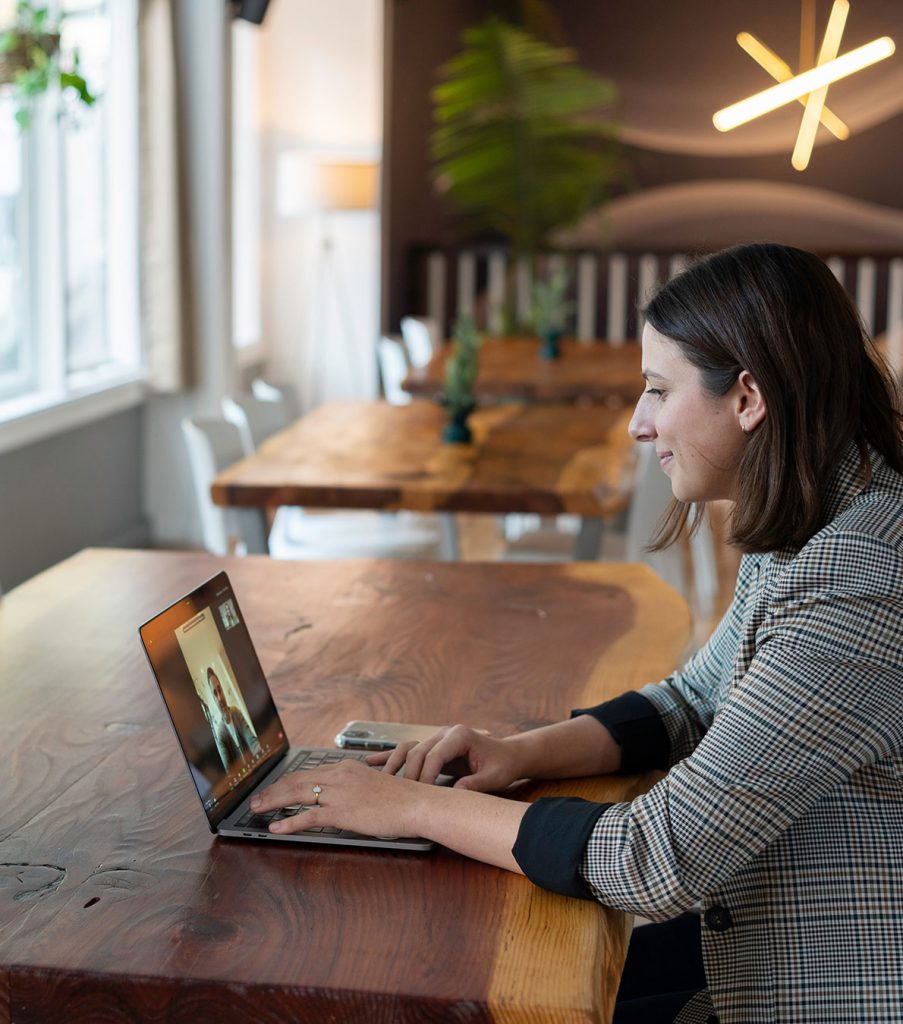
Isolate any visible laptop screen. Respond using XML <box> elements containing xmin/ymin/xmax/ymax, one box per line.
<box><xmin>139</xmin><ymin>571</ymin><xmax>289</xmax><ymax>828</ymax></box>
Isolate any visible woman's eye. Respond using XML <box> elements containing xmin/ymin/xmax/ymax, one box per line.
<box><xmin>644</xmin><ymin>388</ymin><xmax>664</xmax><ymax>398</ymax></box>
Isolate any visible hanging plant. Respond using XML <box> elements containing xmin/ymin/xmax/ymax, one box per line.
<box><xmin>431</xmin><ymin>16</ymin><xmax>621</xmax><ymax>256</ymax></box>
<box><xmin>0</xmin><ymin>2</ymin><xmax>96</xmax><ymax>130</ymax></box>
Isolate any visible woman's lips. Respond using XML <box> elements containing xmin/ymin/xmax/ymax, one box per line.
<box><xmin>658</xmin><ymin>451</ymin><xmax>674</xmax><ymax>470</ymax></box>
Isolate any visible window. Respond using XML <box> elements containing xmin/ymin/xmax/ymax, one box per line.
<box><xmin>0</xmin><ymin>0</ymin><xmax>140</xmax><ymax>433</ymax></box>
<box><xmin>0</xmin><ymin>94</ymin><xmax>27</xmax><ymax>400</ymax></box>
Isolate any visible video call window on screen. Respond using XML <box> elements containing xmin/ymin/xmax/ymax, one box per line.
<box><xmin>175</xmin><ymin>605</ymin><xmax>263</xmax><ymax>777</ymax></box>
<box><xmin>141</xmin><ymin>573</ymin><xmax>287</xmax><ymax>818</ymax></box>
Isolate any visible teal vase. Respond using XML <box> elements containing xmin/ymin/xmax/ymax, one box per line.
<box><xmin>540</xmin><ymin>329</ymin><xmax>563</xmax><ymax>360</ymax></box>
<box><xmin>442</xmin><ymin>407</ymin><xmax>474</xmax><ymax>444</ymax></box>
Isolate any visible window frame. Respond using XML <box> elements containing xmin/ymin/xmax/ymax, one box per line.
<box><xmin>0</xmin><ymin>0</ymin><xmax>144</xmax><ymax>453</ymax></box>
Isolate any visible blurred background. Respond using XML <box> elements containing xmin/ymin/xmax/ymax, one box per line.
<box><xmin>1</xmin><ymin>0</ymin><xmax>900</xmax><ymax>611</ymax></box>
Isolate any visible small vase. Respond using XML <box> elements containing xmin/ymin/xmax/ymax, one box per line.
<box><xmin>442</xmin><ymin>407</ymin><xmax>474</xmax><ymax>444</ymax></box>
<box><xmin>540</xmin><ymin>329</ymin><xmax>563</xmax><ymax>360</ymax></box>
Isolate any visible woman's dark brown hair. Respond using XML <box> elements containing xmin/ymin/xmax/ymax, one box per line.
<box><xmin>644</xmin><ymin>242</ymin><xmax>903</xmax><ymax>554</ymax></box>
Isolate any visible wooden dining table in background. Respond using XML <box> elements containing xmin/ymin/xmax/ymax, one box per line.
<box><xmin>403</xmin><ymin>336</ymin><xmax>643</xmax><ymax>405</ymax></box>
<box><xmin>0</xmin><ymin>548</ymin><xmax>690</xmax><ymax>1022</ymax></box>
<box><xmin>211</xmin><ymin>399</ymin><xmax>638</xmax><ymax>560</ymax></box>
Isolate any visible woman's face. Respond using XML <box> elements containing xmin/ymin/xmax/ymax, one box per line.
<box><xmin>629</xmin><ymin>325</ymin><xmax>748</xmax><ymax>504</ymax></box>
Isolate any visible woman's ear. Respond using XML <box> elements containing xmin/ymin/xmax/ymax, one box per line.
<box><xmin>736</xmin><ymin>370</ymin><xmax>766</xmax><ymax>433</ymax></box>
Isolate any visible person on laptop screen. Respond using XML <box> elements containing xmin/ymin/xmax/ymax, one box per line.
<box><xmin>250</xmin><ymin>244</ymin><xmax>903</xmax><ymax>1024</ymax></box>
<box><xmin>205</xmin><ymin>666</ymin><xmax>259</xmax><ymax>772</ymax></box>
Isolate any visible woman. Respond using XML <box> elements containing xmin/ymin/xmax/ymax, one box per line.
<box><xmin>251</xmin><ymin>243</ymin><xmax>903</xmax><ymax>1023</ymax></box>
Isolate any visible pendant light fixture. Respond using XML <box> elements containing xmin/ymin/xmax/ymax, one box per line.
<box><xmin>713</xmin><ymin>0</ymin><xmax>895</xmax><ymax>170</ymax></box>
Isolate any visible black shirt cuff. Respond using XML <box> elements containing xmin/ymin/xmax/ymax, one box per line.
<box><xmin>512</xmin><ymin>797</ymin><xmax>610</xmax><ymax>900</ymax></box>
<box><xmin>572</xmin><ymin>691</ymin><xmax>670</xmax><ymax>773</ymax></box>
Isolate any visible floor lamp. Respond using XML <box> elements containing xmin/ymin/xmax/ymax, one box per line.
<box><xmin>275</xmin><ymin>153</ymin><xmax>379</xmax><ymax>408</ymax></box>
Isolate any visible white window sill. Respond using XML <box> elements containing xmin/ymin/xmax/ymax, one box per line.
<box><xmin>0</xmin><ymin>370</ymin><xmax>147</xmax><ymax>456</ymax></box>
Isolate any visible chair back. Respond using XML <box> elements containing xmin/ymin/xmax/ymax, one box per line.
<box><xmin>181</xmin><ymin>416</ymin><xmax>268</xmax><ymax>555</ymax></box>
<box><xmin>222</xmin><ymin>393</ymin><xmax>291</xmax><ymax>453</ymax></box>
<box><xmin>625</xmin><ymin>443</ymin><xmax>687</xmax><ymax>595</ymax></box>
<box><xmin>251</xmin><ymin>377</ymin><xmax>301</xmax><ymax>421</ymax></box>
<box><xmin>377</xmin><ymin>335</ymin><xmax>412</xmax><ymax>405</ymax></box>
<box><xmin>400</xmin><ymin>316</ymin><xmax>441</xmax><ymax>368</ymax></box>
<box><xmin>625</xmin><ymin>443</ymin><xmax>718</xmax><ymax>617</ymax></box>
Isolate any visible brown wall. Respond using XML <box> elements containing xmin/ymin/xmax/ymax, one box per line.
<box><xmin>383</xmin><ymin>0</ymin><xmax>903</xmax><ymax>329</ymax></box>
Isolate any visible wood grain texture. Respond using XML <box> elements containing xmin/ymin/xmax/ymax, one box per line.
<box><xmin>211</xmin><ymin>400</ymin><xmax>636</xmax><ymax>517</ymax></box>
<box><xmin>403</xmin><ymin>338</ymin><xmax>643</xmax><ymax>406</ymax></box>
<box><xmin>0</xmin><ymin>549</ymin><xmax>690</xmax><ymax>1023</ymax></box>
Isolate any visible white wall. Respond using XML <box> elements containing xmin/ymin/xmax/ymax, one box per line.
<box><xmin>259</xmin><ymin>0</ymin><xmax>382</xmax><ymax>409</ymax></box>
<box><xmin>142</xmin><ymin>0</ymin><xmax>236</xmax><ymax>547</ymax></box>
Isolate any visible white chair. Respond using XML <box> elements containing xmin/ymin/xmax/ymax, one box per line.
<box><xmin>183</xmin><ymin>415</ymin><xmax>453</xmax><ymax>561</ymax></box>
<box><xmin>617</xmin><ymin>443</ymin><xmax>719</xmax><ymax>619</ymax></box>
<box><xmin>222</xmin><ymin>394</ymin><xmax>290</xmax><ymax>453</ymax></box>
<box><xmin>400</xmin><ymin>315</ymin><xmax>441</xmax><ymax>368</ymax></box>
<box><xmin>377</xmin><ymin>334</ymin><xmax>412</xmax><ymax>405</ymax></box>
<box><xmin>251</xmin><ymin>377</ymin><xmax>301</xmax><ymax>421</ymax></box>
<box><xmin>182</xmin><ymin>416</ymin><xmax>269</xmax><ymax>556</ymax></box>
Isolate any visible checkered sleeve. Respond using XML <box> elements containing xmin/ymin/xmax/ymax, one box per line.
<box><xmin>578</xmin><ymin>527</ymin><xmax>903</xmax><ymax>920</ymax></box>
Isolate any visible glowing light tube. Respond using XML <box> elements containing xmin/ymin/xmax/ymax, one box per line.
<box><xmin>714</xmin><ymin>36</ymin><xmax>895</xmax><ymax>132</ymax></box>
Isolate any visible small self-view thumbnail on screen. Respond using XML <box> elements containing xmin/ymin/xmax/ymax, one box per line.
<box><xmin>175</xmin><ymin>598</ymin><xmax>265</xmax><ymax>792</ymax></box>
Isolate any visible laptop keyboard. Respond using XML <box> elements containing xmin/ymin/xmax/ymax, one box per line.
<box><xmin>235</xmin><ymin>748</ymin><xmax>375</xmax><ymax>836</ymax></box>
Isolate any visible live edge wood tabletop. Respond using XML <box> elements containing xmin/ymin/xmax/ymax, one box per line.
<box><xmin>211</xmin><ymin>400</ymin><xmax>636</xmax><ymax>520</ymax></box>
<box><xmin>0</xmin><ymin>548</ymin><xmax>689</xmax><ymax>1024</ymax></box>
<box><xmin>402</xmin><ymin>338</ymin><xmax>643</xmax><ymax>406</ymax></box>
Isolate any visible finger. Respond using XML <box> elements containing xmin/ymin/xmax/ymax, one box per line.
<box><xmin>387</xmin><ymin>732</ymin><xmax>446</xmax><ymax>779</ymax></box>
<box><xmin>381</xmin><ymin>740</ymin><xmax>421</xmax><ymax>776</ymax></box>
<box><xmin>269</xmin><ymin>806</ymin><xmax>323</xmax><ymax>834</ymax></box>
<box><xmin>251</xmin><ymin>773</ymin><xmax>308</xmax><ymax>813</ymax></box>
<box><xmin>365</xmin><ymin>749</ymin><xmax>392</xmax><ymax>766</ymax></box>
<box><xmin>253</xmin><ymin>764</ymin><xmax>337</xmax><ymax>812</ymax></box>
<box><xmin>420</xmin><ymin>742</ymin><xmax>462</xmax><ymax>785</ymax></box>
<box><xmin>419</xmin><ymin>726</ymin><xmax>474</xmax><ymax>784</ymax></box>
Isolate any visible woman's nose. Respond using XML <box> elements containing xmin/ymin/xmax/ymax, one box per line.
<box><xmin>628</xmin><ymin>399</ymin><xmax>656</xmax><ymax>442</ymax></box>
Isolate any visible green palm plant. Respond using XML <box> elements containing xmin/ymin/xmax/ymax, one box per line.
<box><xmin>431</xmin><ymin>17</ymin><xmax>620</xmax><ymax>256</ymax></box>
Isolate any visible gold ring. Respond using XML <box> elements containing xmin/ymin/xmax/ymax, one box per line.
<box><xmin>312</xmin><ymin>783</ymin><xmax>322</xmax><ymax>806</ymax></box>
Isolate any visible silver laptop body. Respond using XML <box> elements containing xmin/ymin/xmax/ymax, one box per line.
<box><xmin>139</xmin><ymin>570</ymin><xmax>438</xmax><ymax>851</ymax></box>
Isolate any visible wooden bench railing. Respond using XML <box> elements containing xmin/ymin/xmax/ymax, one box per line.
<box><xmin>407</xmin><ymin>246</ymin><xmax>903</xmax><ymax>372</ymax></box>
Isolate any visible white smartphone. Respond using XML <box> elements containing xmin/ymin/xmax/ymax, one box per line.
<box><xmin>334</xmin><ymin>720</ymin><xmax>444</xmax><ymax>751</ymax></box>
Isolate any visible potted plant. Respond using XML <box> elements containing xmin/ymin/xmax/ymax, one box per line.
<box><xmin>431</xmin><ymin>14</ymin><xmax>621</xmax><ymax>258</ymax></box>
<box><xmin>531</xmin><ymin>268</ymin><xmax>573</xmax><ymax>359</ymax></box>
<box><xmin>0</xmin><ymin>1</ymin><xmax>96</xmax><ymax>129</ymax></box>
<box><xmin>440</xmin><ymin>314</ymin><xmax>482</xmax><ymax>444</ymax></box>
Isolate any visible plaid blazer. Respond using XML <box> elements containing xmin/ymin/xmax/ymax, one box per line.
<box><xmin>514</xmin><ymin>444</ymin><xmax>903</xmax><ymax>1023</ymax></box>
<box><xmin>513</xmin><ymin>446</ymin><xmax>900</xmax><ymax>1024</ymax></box>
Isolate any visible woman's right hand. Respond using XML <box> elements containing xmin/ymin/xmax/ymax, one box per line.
<box><xmin>368</xmin><ymin>725</ymin><xmax>525</xmax><ymax>793</ymax></box>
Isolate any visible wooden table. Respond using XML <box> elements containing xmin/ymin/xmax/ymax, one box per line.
<box><xmin>0</xmin><ymin>548</ymin><xmax>690</xmax><ymax>1023</ymax></box>
<box><xmin>403</xmin><ymin>337</ymin><xmax>643</xmax><ymax>405</ymax></box>
<box><xmin>212</xmin><ymin>400</ymin><xmax>637</xmax><ymax>559</ymax></box>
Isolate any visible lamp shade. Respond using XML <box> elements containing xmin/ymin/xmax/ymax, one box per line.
<box><xmin>276</xmin><ymin>152</ymin><xmax>379</xmax><ymax>216</ymax></box>
<box><xmin>312</xmin><ymin>161</ymin><xmax>379</xmax><ymax>210</ymax></box>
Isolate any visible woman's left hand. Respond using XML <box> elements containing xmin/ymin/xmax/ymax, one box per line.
<box><xmin>249</xmin><ymin>760</ymin><xmax>429</xmax><ymax>838</ymax></box>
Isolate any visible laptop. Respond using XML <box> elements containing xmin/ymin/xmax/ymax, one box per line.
<box><xmin>139</xmin><ymin>570</ymin><xmax>441</xmax><ymax>851</ymax></box>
